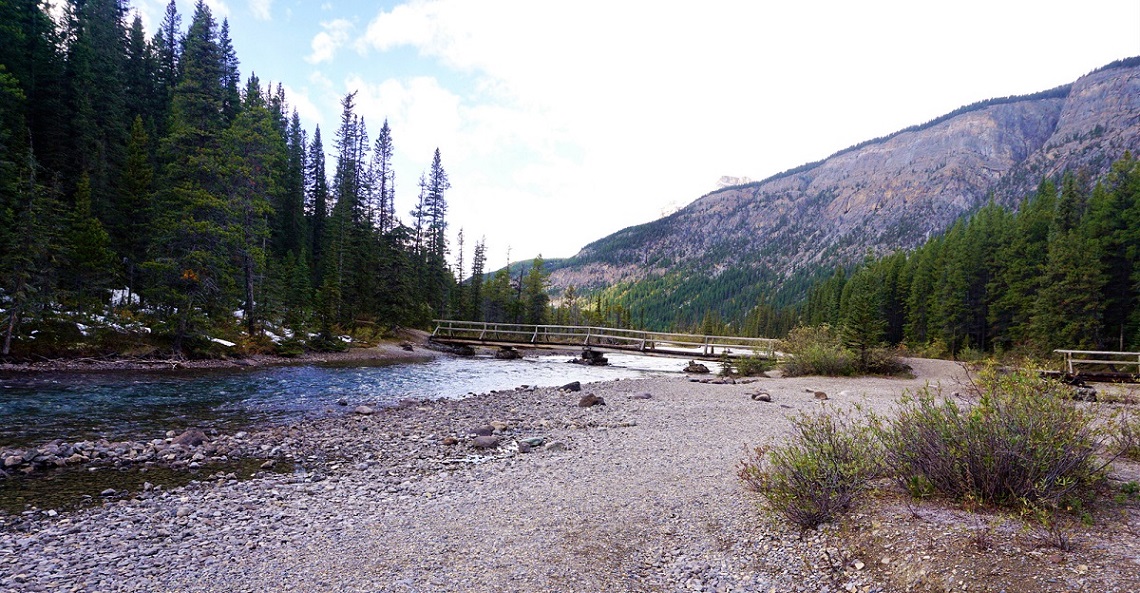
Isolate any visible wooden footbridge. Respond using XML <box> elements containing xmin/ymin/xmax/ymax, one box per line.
<box><xmin>1053</xmin><ymin>349</ymin><xmax>1140</xmax><ymax>383</ymax></box>
<box><xmin>430</xmin><ymin>320</ymin><xmax>779</xmax><ymax>360</ymax></box>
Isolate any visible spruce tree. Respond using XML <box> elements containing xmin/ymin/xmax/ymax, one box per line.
<box><xmin>306</xmin><ymin>125</ymin><xmax>329</xmax><ymax>279</ymax></box>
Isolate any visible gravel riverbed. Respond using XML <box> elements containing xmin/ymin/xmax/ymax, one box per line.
<box><xmin>0</xmin><ymin>359</ymin><xmax>1015</xmax><ymax>592</ymax></box>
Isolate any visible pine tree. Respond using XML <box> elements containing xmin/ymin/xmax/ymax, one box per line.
<box><xmin>145</xmin><ymin>0</ymin><xmax>233</xmax><ymax>354</ymax></box>
<box><xmin>218</xmin><ymin>19</ymin><xmax>241</xmax><ymax>125</ymax></box>
<box><xmin>371</xmin><ymin>118</ymin><xmax>396</xmax><ymax>232</ymax></box>
<box><xmin>306</xmin><ymin>125</ymin><xmax>329</xmax><ymax>279</ymax></box>
<box><xmin>1088</xmin><ymin>154</ymin><xmax>1140</xmax><ymax>349</ymax></box>
<box><xmin>151</xmin><ymin>0</ymin><xmax>180</xmax><ymax>136</ymax></box>
<box><xmin>523</xmin><ymin>255</ymin><xmax>549</xmax><ymax>325</ymax></box>
<box><xmin>274</xmin><ymin>109</ymin><xmax>307</xmax><ymax>258</ymax></box>
<box><xmin>123</xmin><ymin>14</ymin><xmax>156</xmax><ymax>126</ymax></box>
<box><xmin>118</xmin><ymin>115</ymin><xmax>153</xmax><ymax>302</ymax></box>
<box><xmin>61</xmin><ymin>172</ymin><xmax>115</xmax><ymax>313</ymax></box>
<box><xmin>221</xmin><ymin>77</ymin><xmax>284</xmax><ymax>335</ymax></box>
<box><xmin>840</xmin><ymin>258</ymin><xmax>886</xmax><ymax>369</ymax></box>
<box><xmin>65</xmin><ymin>0</ymin><xmax>131</xmax><ymax>213</ymax></box>
<box><xmin>987</xmin><ymin>180</ymin><xmax>1056</xmax><ymax>350</ymax></box>
<box><xmin>469</xmin><ymin>237</ymin><xmax>486</xmax><ymax>321</ymax></box>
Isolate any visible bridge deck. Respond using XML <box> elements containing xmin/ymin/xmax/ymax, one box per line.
<box><xmin>430</xmin><ymin>320</ymin><xmax>779</xmax><ymax>360</ymax></box>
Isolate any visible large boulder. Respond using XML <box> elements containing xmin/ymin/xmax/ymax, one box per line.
<box><xmin>171</xmin><ymin>428</ymin><xmax>208</xmax><ymax>447</ymax></box>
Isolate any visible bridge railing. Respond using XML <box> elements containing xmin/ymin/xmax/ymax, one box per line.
<box><xmin>431</xmin><ymin>320</ymin><xmax>779</xmax><ymax>358</ymax></box>
<box><xmin>1055</xmin><ymin>349</ymin><xmax>1140</xmax><ymax>375</ymax></box>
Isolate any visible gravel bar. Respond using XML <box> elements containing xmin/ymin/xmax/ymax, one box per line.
<box><xmin>1</xmin><ymin>358</ymin><xmax>971</xmax><ymax>592</ymax></box>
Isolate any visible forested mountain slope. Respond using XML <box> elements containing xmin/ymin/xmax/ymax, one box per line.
<box><xmin>546</xmin><ymin>58</ymin><xmax>1140</xmax><ymax>328</ymax></box>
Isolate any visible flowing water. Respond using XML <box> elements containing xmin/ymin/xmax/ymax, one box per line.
<box><xmin>0</xmin><ymin>353</ymin><xmax>692</xmax><ymax>448</ymax></box>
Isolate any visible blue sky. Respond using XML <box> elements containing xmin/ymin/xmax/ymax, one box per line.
<box><xmin>128</xmin><ymin>0</ymin><xmax>1140</xmax><ymax>268</ymax></box>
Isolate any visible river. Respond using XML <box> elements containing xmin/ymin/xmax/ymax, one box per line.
<box><xmin>0</xmin><ymin>353</ymin><xmax>695</xmax><ymax>448</ymax></box>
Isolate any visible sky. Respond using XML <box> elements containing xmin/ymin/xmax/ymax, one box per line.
<box><xmin>129</xmin><ymin>0</ymin><xmax>1140</xmax><ymax>269</ymax></box>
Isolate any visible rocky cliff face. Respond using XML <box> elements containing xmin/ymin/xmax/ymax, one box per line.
<box><xmin>550</xmin><ymin>60</ymin><xmax>1140</xmax><ymax>296</ymax></box>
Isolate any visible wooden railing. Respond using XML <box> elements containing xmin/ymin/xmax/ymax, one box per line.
<box><xmin>1055</xmin><ymin>349</ymin><xmax>1140</xmax><ymax>375</ymax></box>
<box><xmin>431</xmin><ymin>320</ymin><xmax>779</xmax><ymax>359</ymax></box>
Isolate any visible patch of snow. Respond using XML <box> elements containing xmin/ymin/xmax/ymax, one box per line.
<box><xmin>339</xmin><ymin>335</ymin><xmax>352</xmax><ymax>343</ymax></box>
<box><xmin>210</xmin><ymin>337</ymin><xmax>237</xmax><ymax>348</ymax></box>
<box><xmin>110</xmin><ymin>288</ymin><xmax>139</xmax><ymax>306</ymax></box>
<box><xmin>264</xmin><ymin>331</ymin><xmax>282</xmax><ymax>344</ymax></box>
<box><xmin>76</xmin><ymin>323</ymin><xmax>89</xmax><ymax>337</ymax></box>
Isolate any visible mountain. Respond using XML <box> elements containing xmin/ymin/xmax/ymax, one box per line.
<box><xmin>544</xmin><ymin>58</ymin><xmax>1140</xmax><ymax>328</ymax></box>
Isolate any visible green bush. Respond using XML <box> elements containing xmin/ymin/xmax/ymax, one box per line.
<box><xmin>721</xmin><ymin>354</ymin><xmax>774</xmax><ymax>377</ymax></box>
<box><xmin>739</xmin><ymin>407</ymin><xmax>881</xmax><ymax>529</ymax></box>
<box><xmin>875</xmin><ymin>368</ymin><xmax>1110</xmax><ymax>511</ymax></box>
<box><xmin>780</xmin><ymin>324</ymin><xmax>856</xmax><ymax>377</ymax></box>
<box><xmin>860</xmin><ymin>346</ymin><xmax>911</xmax><ymax>376</ymax></box>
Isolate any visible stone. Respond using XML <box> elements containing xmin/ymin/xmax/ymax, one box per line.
<box><xmin>100</xmin><ymin>488</ymin><xmax>117</xmax><ymax>497</ymax></box>
<box><xmin>472</xmin><ymin>425</ymin><xmax>495</xmax><ymax>437</ymax></box>
<box><xmin>751</xmin><ymin>392</ymin><xmax>772</xmax><ymax>402</ymax></box>
<box><xmin>544</xmin><ymin>440</ymin><xmax>567</xmax><ymax>452</ymax></box>
<box><xmin>629</xmin><ymin>393</ymin><xmax>653</xmax><ymax>400</ymax></box>
<box><xmin>441</xmin><ymin>436</ymin><xmax>459</xmax><ymax>446</ymax></box>
<box><xmin>683</xmin><ymin>361</ymin><xmax>710</xmax><ymax>374</ymax></box>
<box><xmin>579</xmin><ymin>394</ymin><xmax>606</xmax><ymax>407</ymax></box>
<box><xmin>3</xmin><ymin>455</ymin><xmax>23</xmax><ymax>468</ymax></box>
<box><xmin>259</xmin><ymin>460</ymin><xmax>276</xmax><ymax>469</ymax></box>
<box><xmin>489</xmin><ymin>420</ymin><xmax>510</xmax><ymax>432</ymax></box>
<box><xmin>494</xmin><ymin>348</ymin><xmax>521</xmax><ymax>360</ymax></box>
<box><xmin>814</xmin><ymin>391</ymin><xmax>829</xmax><ymax>400</ymax></box>
<box><xmin>400</xmin><ymin>342</ymin><xmax>415</xmax><ymax>351</ymax></box>
<box><xmin>353</xmin><ymin>405</ymin><xmax>374</xmax><ymax>415</ymax></box>
<box><xmin>336</xmin><ymin>398</ymin><xmax>348</xmax><ymax>406</ymax></box>
<box><xmin>517</xmin><ymin>440</ymin><xmax>533</xmax><ymax>453</ymax></box>
<box><xmin>472</xmin><ymin>435</ymin><xmax>501</xmax><ymax>449</ymax></box>
<box><xmin>560</xmin><ymin>381</ymin><xmax>582</xmax><ymax>392</ymax></box>
<box><xmin>520</xmin><ymin>437</ymin><xmax>546</xmax><ymax>447</ymax></box>
<box><xmin>171</xmin><ymin>428</ymin><xmax>208</xmax><ymax>447</ymax></box>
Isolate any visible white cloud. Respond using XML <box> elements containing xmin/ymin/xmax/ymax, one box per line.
<box><xmin>345</xmin><ymin>75</ymin><xmax>462</xmax><ymax>162</ymax></box>
<box><xmin>341</xmin><ymin>0</ymin><xmax>1140</xmax><ymax>261</ymax></box>
<box><xmin>280</xmin><ymin>84</ymin><xmax>324</xmax><ymax>129</ymax></box>
<box><xmin>306</xmin><ymin>19</ymin><xmax>354</xmax><ymax>64</ymax></box>
<box><xmin>204</xmin><ymin>0</ymin><xmax>230</xmax><ymax>18</ymax></box>
<box><xmin>249</xmin><ymin>0</ymin><xmax>272</xmax><ymax>21</ymax></box>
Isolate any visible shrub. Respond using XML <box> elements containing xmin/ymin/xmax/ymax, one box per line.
<box><xmin>780</xmin><ymin>324</ymin><xmax>855</xmax><ymax>377</ymax></box>
<box><xmin>860</xmin><ymin>346</ymin><xmax>911</xmax><ymax>376</ymax></box>
<box><xmin>1114</xmin><ymin>409</ymin><xmax>1140</xmax><ymax>461</ymax></box>
<box><xmin>721</xmin><ymin>354</ymin><xmax>774</xmax><ymax>377</ymax></box>
<box><xmin>876</xmin><ymin>368</ymin><xmax>1110</xmax><ymax>511</ymax></box>
<box><xmin>739</xmin><ymin>407</ymin><xmax>881</xmax><ymax>529</ymax></box>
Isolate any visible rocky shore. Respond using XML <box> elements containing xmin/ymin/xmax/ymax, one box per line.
<box><xmin>2</xmin><ymin>358</ymin><xmax>1138</xmax><ymax>592</ymax></box>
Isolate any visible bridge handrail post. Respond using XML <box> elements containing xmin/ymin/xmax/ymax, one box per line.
<box><xmin>532</xmin><ymin>325</ymin><xmax>539</xmax><ymax>344</ymax></box>
<box><xmin>480</xmin><ymin>322</ymin><xmax>487</xmax><ymax>341</ymax></box>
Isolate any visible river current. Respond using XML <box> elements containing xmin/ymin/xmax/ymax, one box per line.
<box><xmin>0</xmin><ymin>353</ymin><xmax>692</xmax><ymax>447</ymax></box>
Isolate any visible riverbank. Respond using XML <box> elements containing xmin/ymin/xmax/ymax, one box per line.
<box><xmin>2</xmin><ymin>358</ymin><xmax>1138</xmax><ymax>592</ymax></box>
<box><xmin>0</xmin><ymin>329</ymin><xmax>439</xmax><ymax>374</ymax></box>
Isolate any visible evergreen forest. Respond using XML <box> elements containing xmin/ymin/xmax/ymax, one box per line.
<box><xmin>776</xmin><ymin>155</ymin><xmax>1140</xmax><ymax>356</ymax></box>
<box><xmin>0</xmin><ymin>0</ymin><xmax>554</xmax><ymax>359</ymax></box>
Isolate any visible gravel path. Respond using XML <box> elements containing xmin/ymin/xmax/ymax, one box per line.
<box><xmin>1</xmin><ymin>358</ymin><xmax>971</xmax><ymax>592</ymax></box>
